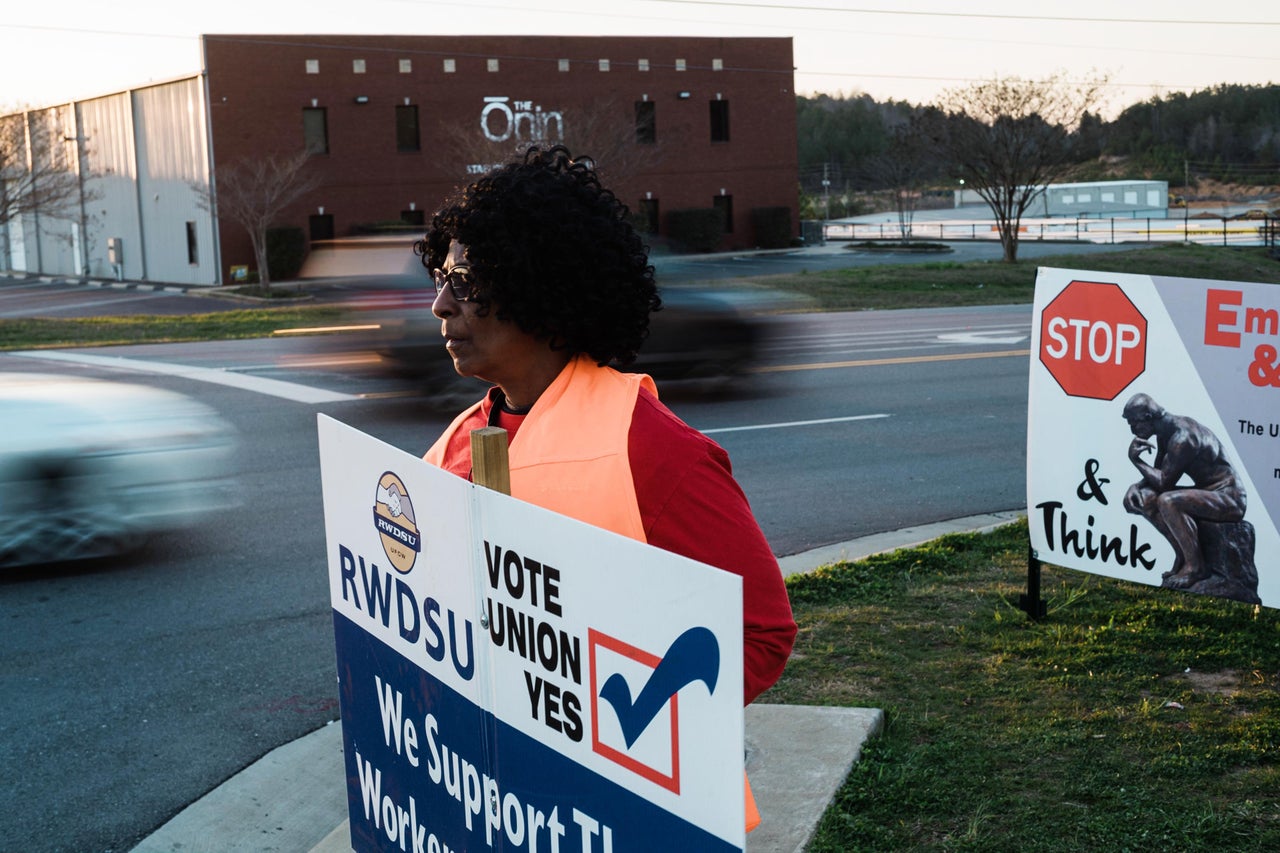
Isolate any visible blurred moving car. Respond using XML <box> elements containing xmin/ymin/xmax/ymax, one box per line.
<box><xmin>302</xmin><ymin>235</ymin><xmax>778</xmax><ymax>393</ymax></box>
<box><xmin>0</xmin><ymin>373</ymin><xmax>240</xmax><ymax>568</ymax></box>
<box><xmin>332</xmin><ymin>277</ymin><xmax>769</xmax><ymax>388</ymax></box>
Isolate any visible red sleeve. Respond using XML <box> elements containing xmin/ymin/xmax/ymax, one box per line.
<box><xmin>628</xmin><ymin>389</ymin><xmax>797</xmax><ymax>704</ymax></box>
<box><xmin>434</xmin><ymin>389</ymin><xmax>501</xmax><ymax>479</ymax></box>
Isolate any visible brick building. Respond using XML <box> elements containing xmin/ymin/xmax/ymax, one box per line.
<box><xmin>2</xmin><ymin>34</ymin><xmax>798</xmax><ymax>285</ymax></box>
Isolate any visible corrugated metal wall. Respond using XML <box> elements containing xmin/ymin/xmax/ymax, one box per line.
<box><xmin>6</xmin><ymin>76</ymin><xmax>218</xmax><ymax>285</ymax></box>
<box><xmin>132</xmin><ymin>78</ymin><xmax>216</xmax><ymax>284</ymax></box>
<box><xmin>1</xmin><ymin>107</ymin><xmax>84</xmax><ymax>276</ymax></box>
<box><xmin>79</xmin><ymin>93</ymin><xmax>144</xmax><ymax>280</ymax></box>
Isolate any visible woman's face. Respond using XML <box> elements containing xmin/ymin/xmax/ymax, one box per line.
<box><xmin>431</xmin><ymin>241</ymin><xmax>558</xmax><ymax>396</ymax></box>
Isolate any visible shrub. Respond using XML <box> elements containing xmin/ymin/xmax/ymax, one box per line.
<box><xmin>266</xmin><ymin>226</ymin><xmax>308</xmax><ymax>280</ymax></box>
<box><xmin>666</xmin><ymin>207</ymin><xmax>725</xmax><ymax>253</ymax></box>
<box><xmin>751</xmin><ymin>206</ymin><xmax>793</xmax><ymax>249</ymax></box>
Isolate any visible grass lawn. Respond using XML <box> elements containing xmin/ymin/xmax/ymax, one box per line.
<box><xmin>768</xmin><ymin>518</ymin><xmax>1280</xmax><ymax>851</ymax></box>
<box><xmin>727</xmin><ymin>243</ymin><xmax>1280</xmax><ymax>312</ymax></box>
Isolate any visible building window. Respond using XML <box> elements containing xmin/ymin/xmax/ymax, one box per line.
<box><xmin>443</xmin><ymin>59</ymin><xmax>456</xmax><ymax>73</ymax></box>
<box><xmin>1062</xmin><ymin>195</ymin><xmax>1075</xmax><ymax>204</ymax></box>
<box><xmin>185</xmin><ymin>222</ymin><xmax>198</xmax><ymax>265</ymax></box>
<box><xmin>487</xmin><ymin>58</ymin><xmax>500</xmax><ymax>72</ymax></box>
<box><xmin>303</xmin><ymin>107</ymin><xmax>329</xmax><ymax>154</ymax></box>
<box><xmin>399</xmin><ymin>59</ymin><xmax>412</xmax><ymax>73</ymax></box>
<box><xmin>639</xmin><ymin>198</ymin><xmax>659</xmax><ymax>234</ymax></box>
<box><xmin>599</xmin><ymin>59</ymin><xmax>610</xmax><ymax>72</ymax></box>
<box><xmin>675</xmin><ymin>59</ymin><xmax>687</xmax><ymax>71</ymax></box>
<box><xmin>396</xmin><ymin>105</ymin><xmax>420</xmax><ymax>152</ymax></box>
<box><xmin>305</xmin><ymin>59</ymin><xmax>319</xmax><ymax>74</ymax></box>
<box><xmin>713</xmin><ymin>194</ymin><xmax>733</xmax><ymax>233</ymax></box>
<box><xmin>1101</xmin><ymin>192</ymin><xmax>1115</xmax><ymax>203</ymax></box>
<box><xmin>713</xmin><ymin>58</ymin><xmax>724</xmax><ymax>71</ymax></box>
<box><xmin>635</xmin><ymin>101</ymin><xmax>656</xmax><ymax>145</ymax></box>
<box><xmin>558</xmin><ymin>58</ymin><xmax>570</xmax><ymax>72</ymax></box>
<box><xmin>1124</xmin><ymin>191</ymin><xmax>1138</xmax><ymax>205</ymax></box>
<box><xmin>710</xmin><ymin>99</ymin><xmax>730</xmax><ymax>142</ymax></box>
<box><xmin>353</xmin><ymin>59</ymin><xmax>366</xmax><ymax>74</ymax></box>
<box><xmin>1078</xmin><ymin>193</ymin><xmax>1092</xmax><ymax>203</ymax></box>
<box><xmin>638</xmin><ymin>58</ymin><xmax>650</xmax><ymax>72</ymax></box>
<box><xmin>401</xmin><ymin>209</ymin><xmax>425</xmax><ymax>226</ymax></box>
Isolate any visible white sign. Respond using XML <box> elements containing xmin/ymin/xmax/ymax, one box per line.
<box><xmin>1027</xmin><ymin>268</ymin><xmax>1280</xmax><ymax>606</ymax></box>
<box><xmin>319</xmin><ymin>415</ymin><xmax>746</xmax><ymax>852</ymax></box>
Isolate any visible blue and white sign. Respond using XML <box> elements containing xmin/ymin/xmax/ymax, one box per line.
<box><xmin>319</xmin><ymin>416</ymin><xmax>746</xmax><ymax>852</ymax></box>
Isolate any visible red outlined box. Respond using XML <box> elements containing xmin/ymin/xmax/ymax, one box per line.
<box><xmin>588</xmin><ymin>628</ymin><xmax>681</xmax><ymax>793</ymax></box>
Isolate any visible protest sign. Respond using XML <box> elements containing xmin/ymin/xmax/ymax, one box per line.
<box><xmin>318</xmin><ymin>415</ymin><xmax>746</xmax><ymax>852</ymax></box>
<box><xmin>1028</xmin><ymin>268</ymin><xmax>1279</xmax><ymax>607</ymax></box>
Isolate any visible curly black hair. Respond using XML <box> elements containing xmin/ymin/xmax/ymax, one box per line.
<box><xmin>415</xmin><ymin>145</ymin><xmax>661</xmax><ymax>366</ymax></box>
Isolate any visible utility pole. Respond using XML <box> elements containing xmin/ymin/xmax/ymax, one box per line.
<box><xmin>822</xmin><ymin>162</ymin><xmax>831</xmax><ymax>222</ymax></box>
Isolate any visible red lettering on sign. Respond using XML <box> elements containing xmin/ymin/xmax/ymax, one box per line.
<box><xmin>1039</xmin><ymin>280</ymin><xmax>1147</xmax><ymax>400</ymax></box>
<box><xmin>1204</xmin><ymin>288</ymin><xmax>1243</xmax><ymax>348</ymax></box>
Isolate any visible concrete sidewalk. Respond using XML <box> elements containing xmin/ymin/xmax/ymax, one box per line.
<box><xmin>132</xmin><ymin>511</ymin><xmax>1022</xmax><ymax>853</ymax></box>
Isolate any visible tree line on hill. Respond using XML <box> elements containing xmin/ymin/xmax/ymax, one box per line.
<box><xmin>798</xmin><ymin>82</ymin><xmax>1280</xmax><ymax>206</ymax></box>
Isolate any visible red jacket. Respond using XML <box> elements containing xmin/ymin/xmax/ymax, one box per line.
<box><xmin>425</xmin><ymin>357</ymin><xmax>796</xmax><ymax>703</ymax></box>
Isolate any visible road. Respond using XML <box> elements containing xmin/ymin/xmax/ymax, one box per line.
<box><xmin>0</xmin><ymin>249</ymin><xmax>1055</xmax><ymax>852</ymax></box>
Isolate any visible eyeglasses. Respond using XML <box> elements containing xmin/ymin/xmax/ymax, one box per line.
<box><xmin>431</xmin><ymin>267</ymin><xmax>479</xmax><ymax>302</ymax></box>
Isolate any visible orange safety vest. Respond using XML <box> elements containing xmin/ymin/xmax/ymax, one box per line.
<box><xmin>424</xmin><ymin>354</ymin><xmax>762</xmax><ymax>833</ymax></box>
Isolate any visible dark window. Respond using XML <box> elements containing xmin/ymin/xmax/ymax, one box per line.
<box><xmin>401</xmin><ymin>209</ymin><xmax>425</xmax><ymax>226</ymax></box>
<box><xmin>634</xmin><ymin>101</ymin><xmax>656</xmax><ymax>144</ymax></box>
<box><xmin>713</xmin><ymin>195</ymin><xmax>733</xmax><ymax>233</ymax></box>
<box><xmin>709</xmin><ymin>99</ymin><xmax>730</xmax><ymax>143</ymax></box>
<box><xmin>639</xmin><ymin>198</ymin><xmax>659</xmax><ymax>234</ymax></box>
<box><xmin>303</xmin><ymin>107</ymin><xmax>329</xmax><ymax>154</ymax></box>
<box><xmin>309</xmin><ymin>213</ymin><xmax>335</xmax><ymax>241</ymax></box>
<box><xmin>396</xmin><ymin>105</ymin><xmax>420</xmax><ymax>152</ymax></box>
<box><xmin>185</xmin><ymin>221</ymin><xmax>198</xmax><ymax>265</ymax></box>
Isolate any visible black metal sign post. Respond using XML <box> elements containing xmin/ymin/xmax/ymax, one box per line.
<box><xmin>1020</xmin><ymin>546</ymin><xmax>1047</xmax><ymax>620</ymax></box>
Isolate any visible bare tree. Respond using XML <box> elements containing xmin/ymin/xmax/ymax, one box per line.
<box><xmin>1</xmin><ymin>108</ymin><xmax>88</xmax><ymax>242</ymax></box>
<box><xmin>926</xmin><ymin>73</ymin><xmax>1107</xmax><ymax>262</ymax></box>
<box><xmin>199</xmin><ymin>151</ymin><xmax>319</xmax><ymax>289</ymax></box>
<box><xmin>864</xmin><ymin>120</ymin><xmax>935</xmax><ymax>243</ymax></box>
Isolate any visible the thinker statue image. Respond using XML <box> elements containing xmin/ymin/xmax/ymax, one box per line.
<box><xmin>1121</xmin><ymin>393</ymin><xmax>1260</xmax><ymax>604</ymax></box>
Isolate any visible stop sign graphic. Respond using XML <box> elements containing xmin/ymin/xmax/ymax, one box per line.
<box><xmin>1039</xmin><ymin>280</ymin><xmax>1147</xmax><ymax>400</ymax></box>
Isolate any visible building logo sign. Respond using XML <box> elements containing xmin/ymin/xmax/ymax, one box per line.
<box><xmin>480</xmin><ymin>96</ymin><xmax>565</xmax><ymax>145</ymax></box>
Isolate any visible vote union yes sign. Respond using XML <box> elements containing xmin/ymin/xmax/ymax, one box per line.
<box><xmin>318</xmin><ymin>416</ymin><xmax>747</xmax><ymax>853</ymax></box>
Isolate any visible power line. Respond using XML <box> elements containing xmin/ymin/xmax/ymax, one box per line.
<box><xmin>645</xmin><ymin>0</ymin><xmax>1280</xmax><ymax>27</ymax></box>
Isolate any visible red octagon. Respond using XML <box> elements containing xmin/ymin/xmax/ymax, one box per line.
<box><xmin>1039</xmin><ymin>280</ymin><xmax>1147</xmax><ymax>400</ymax></box>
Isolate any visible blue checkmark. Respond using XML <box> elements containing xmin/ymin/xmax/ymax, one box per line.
<box><xmin>598</xmin><ymin>626</ymin><xmax>720</xmax><ymax>748</ymax></box>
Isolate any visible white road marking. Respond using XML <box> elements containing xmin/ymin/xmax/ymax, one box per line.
<box><xmin>700</xmin><ymin>413</ymin><xmax>890</xmax><ymax>435</ymax></box>
<box><xmin>10</xmin><ymin>350</ymin><xmax>358</xmax><ymax>404</ymax></box>
<box><xmin>936</xmin><ymin>331</ymin><xmax>1029</xmax><ymax>344</ymax></box>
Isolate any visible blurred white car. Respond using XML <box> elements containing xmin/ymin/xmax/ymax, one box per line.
<box><xmin>0</xmin><ymin>373</ymin><xmax>240</xmax><ymax>568</ymax></box>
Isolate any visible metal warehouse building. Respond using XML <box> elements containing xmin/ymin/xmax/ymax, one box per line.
<box><xmin>954</xmin><ymin>179</ymin><xmax>1170</xmax><ymax>218</ymax></box>
<box><xmin>2</xmin><ymin>34</ymin><xmax>799</xmax><ymax>285</ymax></box>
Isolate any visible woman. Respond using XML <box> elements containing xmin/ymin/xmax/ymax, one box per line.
<box><xmin>418</xmin><ymin>145</ymin><xmax>795</xmax><ymax>707</ymax></box>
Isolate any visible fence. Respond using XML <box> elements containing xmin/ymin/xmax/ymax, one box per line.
<box><xmin>824</xmin><ymin>215</ymin><xmax>1278</xmax><ymax>248</ymax></box>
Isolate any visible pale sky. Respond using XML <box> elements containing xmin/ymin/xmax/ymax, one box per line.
<box><xmin>2</xmin><ymin>0</ymin><xmax>1277</xmax><ymax>117</ymax></box>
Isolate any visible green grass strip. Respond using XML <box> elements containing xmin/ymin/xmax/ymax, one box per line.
<box><xmin>768</xmin><ymin>518</ymin><xmax>1280</xmax><ymax>850</ymax></box>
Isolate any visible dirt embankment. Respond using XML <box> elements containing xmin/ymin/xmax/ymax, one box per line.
<box><xmin>1185</xmin><ymin>179</ymin><xmax>1280</xmax><ymax>212</ymax></box>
